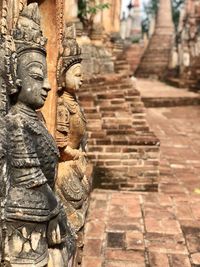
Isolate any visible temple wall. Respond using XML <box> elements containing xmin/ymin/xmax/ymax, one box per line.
<box><xmin>102</xmin><ymin>0</ymin><xmax>121</xmax><ymax>34</ymax></box>
<box><xmin>38</xmin><ymin>0</ymin><xmax>60</xmax><ymax>136</ymax></box>
<box><xmin>167</xmin><ymin>0</ymin><xmax>200</xmax><ymax>90</ymax></box>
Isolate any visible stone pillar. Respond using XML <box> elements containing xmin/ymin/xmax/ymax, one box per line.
<box><xmin>63</xmin><ymin>0</ymin><xmax>83</xmax><ymax>36</ymax></box>
<box><xmin>130</xmin><ymin>0</ymin><xmax>142</xmax><ymax>39</ymax></box>
<box><xmin>102</xmin><ymin>0</ymin><xmax>121</xmax><ymax>34</ymax></box>
<box><xmin>64</xmin><ymin>0</ymin><xmax>78</xmax><ymax>23</ymax></box>
<box><xmin>38</xmin><ymin>0</ymin><xmax>62</xmax><ymax>137</ymax></box>
<box><xmin>90</xmin><ymin>0</ymin><xmax>104</xmax><ymax>42</ymax></box>
<box><xmin>156</xmin><ymin>0</ymin><xmax>174</xmax><ymax>34</ymax></box>
<box><xmin>136</xmin><ymin>0</ymin><xmax>174</xmax><ymax>79</ymax></box>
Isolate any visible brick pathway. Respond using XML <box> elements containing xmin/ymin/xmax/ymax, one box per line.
<box><xmin>82</xmin><ymin>83</ymin><xmax>200</xmax><ymax>266</ymax></box>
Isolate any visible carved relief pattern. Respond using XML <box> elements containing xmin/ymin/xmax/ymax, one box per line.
<box><xmin>56</xmin><ymin>0</ymin><xmax>65</xmax><ymax>46</ymax></box>
<box><xmin>0</xmin><ymin>3</ymin><xmax>75</xmax><ymax>266</ymax></box>
<box><xmin>56</xmin><ymin>24</ymin><xmax>91</xmax><ymax>250</ymax></box>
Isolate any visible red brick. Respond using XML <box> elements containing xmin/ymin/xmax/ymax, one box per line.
<box><xmin>148</xmin><ymin>252</ymin><xmax>170</xmax><ymax>267</ymax></box>
<box><xmin>190</xmin><ymin>203</ymin><xmax>200</xmax><ymax>220</ymax></box>
<box><xmin>168</xmin><ymin>254</ymin><xmax>191</xmax><ymax>267</ymax></box>
<box><xmin>145</xmin><ymin>217</ymin><xmax>163</xmax><ymax>233</ymax></box>
<box><xmin>85</xmin><ymin>220</ymin><xmax>105</xmax><ymax>239</ymax></box>
<box><xmin>161</xmin><ymin>219</ymin><xmax>182</xmax><ymax>234</ymax></box>
<box><xmin>191</xmin><ymin>253</ymin><xmax>200</xmax><ymax>265</ymax></box>
<box><xmin>126</xmin><ymin>231</ymin><xmax>144</xmax><ymax>250</ymax></box>
<box><xmin>175</xmin><ymin>204</ymin><xmax>194</xmax><ymax>220</ymax></box>
<box><xmin>105</xmin><ymin>260</ymin><xmax>145</xmax><ymax>267</ymax></box>
<box><xmin>105</xmin><ymin>249</ymin><xmax>145</xmax><ymax>263</ymax></box>
<box><xmin>145</xmin><ymin>233</ymin><xmax>188</xmax><ymax>254</ymax></box>
<box><xmin>83</xmin><ymin>239</ymin><xmax>102</xmax><ymax>257</ymax></box>
<box><xmin>82</xmin><ymin>257</ymin><xmax>103</xmax><ymax>267</ymax></box>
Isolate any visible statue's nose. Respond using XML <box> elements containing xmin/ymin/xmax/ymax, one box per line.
<box><xmin>43</xmin><ymin>79</ymin><xmax>51</xmax><ymax>92</ymax></box>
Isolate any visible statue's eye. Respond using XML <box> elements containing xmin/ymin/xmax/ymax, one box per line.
<box><xmin>75</xmin><ymin>73</ymin><xmax>81</xmax><ymax>77</ymax></box>
<box><xmin>29</xmin><ymin>73</ymin><xmax>44</xmax><ymax>81</ymax></box>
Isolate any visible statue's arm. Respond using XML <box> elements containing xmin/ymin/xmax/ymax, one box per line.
<box><xmin>7</xmin><ymin>114</ymin><xmax>47</xmax><ymax>188</ymax></box>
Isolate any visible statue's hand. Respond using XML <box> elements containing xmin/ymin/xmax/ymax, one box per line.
<box><xmin>47</xmin><ymin>216</ymin><xmax>62</xmax><ymax>245</ymax></box>
<box><xmin>47</xmin><ymin>208</ymin><xmax>76</xmax><ymax>256</ymax></box>
<box><xmin>73</xmin><ymin>149</ymin><xmax>86</xmax><ymax>160</ymax></box>
<box><xmin>64</xmin><ymin>146</ymin><xmax>86</xmax><ymax>160</ymax></box>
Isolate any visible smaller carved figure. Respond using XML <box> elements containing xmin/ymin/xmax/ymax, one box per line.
<box><xmin>56</xmin><ymin>24</ymin><xmax>90</xmax><ymax>236</ymax></box>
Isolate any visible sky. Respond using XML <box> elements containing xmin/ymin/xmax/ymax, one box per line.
<box><xmin>121</xmin><ymin>0</ymin><xmax>149</xmax><ymax>17</ymax></box>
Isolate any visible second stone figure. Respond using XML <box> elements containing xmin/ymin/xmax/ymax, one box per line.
<box><xmin>56</xmin><ymin>24</ymin><xmax>90</xmax><ymax>245</ymax></box>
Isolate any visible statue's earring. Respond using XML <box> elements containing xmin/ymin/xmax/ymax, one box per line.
<box><xmin>10</xmin><ymin>79</ymin><xmax>22</xmax><ymax>95</ymax></box>
<box><xmin>16</xmin><ymin>79</ymin><xmax>22</xmax><ymax>88</ymax></box>
<box><xmin>9</xmin><ymin>87</ymin><xmax>18</xmax><ymax>95</ymax></box>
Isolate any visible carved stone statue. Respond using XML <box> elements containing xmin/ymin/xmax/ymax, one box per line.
<box><xmin>56</xmin><ymin>24</ymin><xmax>90</xmax><ymax>239</ymax></box>
<box><xmin>1</xmin><ymin>3</ymin><xmax>74</xmax><ymax>266</ymax></box>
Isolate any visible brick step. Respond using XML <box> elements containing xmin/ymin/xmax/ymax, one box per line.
<box><xmin>78</xmin><ymin>74</ymin><xmax>160</xmax><ymax>191</ymax></box>
<box><xmin>142</xmin><ymin>96</ymin><xmax>200</xmax><ymax>107</ymax></box>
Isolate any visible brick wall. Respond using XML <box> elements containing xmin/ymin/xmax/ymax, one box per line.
<box><xmin>78</xmin><ymin>74</ymin><xmax>160</xmax><ymax>192</ymax></box>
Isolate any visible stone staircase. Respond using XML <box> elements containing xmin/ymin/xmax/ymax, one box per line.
<box><xmin>124</xmin><ymin>43</ymin><xmax>146</xmax><ymax>73</ymax></box>
<box><xmin>114</xmin><ymin>57</ymin><xmax>131</xmax><ymax>75</ymax></box>
<box><xmin>136</xmin><ymin>33</ymin><xmax>173</xmax><ymax>79</ymax></box>
<box><xmin>78</xmin><ymin>74</ymin><xmax>160</xmax><ymax>192</ymax></box>
<box><xmin>136</xmin><ymin>0</ymin><xmax>174</xmax><ymax>79</ymax></box>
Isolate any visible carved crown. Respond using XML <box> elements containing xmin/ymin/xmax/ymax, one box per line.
<box><xmin>12</xmin><ymin>3</ymin><xmax>47</xmax><ymax>55</ymax></box>
<box><xmin>57</xmin><ymin>23</ymin><xmax>82</xmax><ymax>86</ymax></box>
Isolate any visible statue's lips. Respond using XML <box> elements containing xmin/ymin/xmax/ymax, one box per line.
<box><xmin>41</xmin><ymin>94</ymin><xmax>48</xmax><ymax>101</ymax></box>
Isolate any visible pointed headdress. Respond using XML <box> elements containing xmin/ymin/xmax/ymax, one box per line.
<box><xmin>57</xmin><ymin>23</ymin><xmax>82</xmax><ymax>88</ymax></box>
<box><xmin>12</xmin><ymin>3</ymin><xmax>47</xmax><ymax>56</ymax></box>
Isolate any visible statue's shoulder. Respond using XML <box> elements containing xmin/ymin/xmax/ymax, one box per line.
<box><xmin>6</xmin><ymin>109</ymin><xmax>26</xmax><ymax>131</ymax></box>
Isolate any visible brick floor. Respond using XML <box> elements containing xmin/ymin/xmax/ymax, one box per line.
<box><xmin>82</xmin><ymin>83</ymin><xmax>200</xmax><ymax>266</ymax></box>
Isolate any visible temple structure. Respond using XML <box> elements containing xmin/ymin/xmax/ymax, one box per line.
<box><xmin>0</xmin><ymin>0</ymin><xmax>160</xmax><ymax>193</ymax></box>
<box><xmin>168</xmin><ymin>0</ymin><xmax>200</xmax><ymax>90</ymax></box>
<box><xmin>120</xmin><ymin>0</ymin><xmax>142</xmax><ymax>41</ymax></box>
<box><xmin>0</xmin><ymin>0</ymin><xmax>161</xmax><ymax>265</ymax></box>
<box><xmin>136</xmin><ymin>0</ymin><xmax>174</xmax><ymax>79</ymax></box>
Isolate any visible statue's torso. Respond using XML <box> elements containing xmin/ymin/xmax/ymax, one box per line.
<box><xmin>6</xmin><ymin>104</ymin><xmax>60</xmax><ymax>222</ymax></box>
<box><xmin>56</xmin><ymin>92</ymin><xmax>87</xmax><ymax>151</ymax></box>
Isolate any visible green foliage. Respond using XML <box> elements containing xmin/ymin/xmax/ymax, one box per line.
<box><xmin>143</xmin><ymin>0</ymin><xmax>159</xmax><ymax>17</ymax></box>
<box><xmin>172</xmin><ymin>0</ymin><xmax>185</xmax><ymax>30</ymax></box>
<box><xmin>78</xmin><ymin>0</ymin><xmax>110</xmax><ymax>29</ymax></box>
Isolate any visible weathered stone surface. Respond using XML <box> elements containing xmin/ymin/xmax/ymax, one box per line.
<box><xmin>0</xmin><ymin>3</ymin><xmax>74</xmax><ymax>266</ymax></box>
<box><xmin>55</xmin><ymin>23</ymin><xmax>91</xmax><ymax>267</ymax></box>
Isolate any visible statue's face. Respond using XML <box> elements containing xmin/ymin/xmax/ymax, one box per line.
<box><xmin>64</xmin><ymin>63</ymin><xmax>83</xmax><ymax>93</ymax></box>
<box><xmin>17</xmin><ymin>50</ymin><xmax>50</xmax><ymax>109</ymax></box>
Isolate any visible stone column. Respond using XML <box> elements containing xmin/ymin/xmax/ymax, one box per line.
<box><xmin>156</xmin><ymin>0</ymin><xmax>174</xmax><ymax>34</ymax></box>
<box><xmin>39</xmin><ymin>0</ymin><xmax>61</xmax><ymax>136</ymax></box>
<box><xmin>64</xmin><ymin>0</ymin><xmax>84</xmax><ymax>37</ymax></box>
<box><xmin>130</xmin><ymin>0</ymin><xmax>142</xmax><ymax>39</ymax></box>
<box><xmin>90</xmin><ymin>0</ymin><xmax>104</xmax><ymax>41</ymax></box>
<box><xmin>102</xmin><ymin>0</ymin><xmax>121</xmax><ymax>34</ymax></box>
<box><xmin>64</xmin><ymin>0</ymin><xmax>78</xmax><ymax>23</ymax></box>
